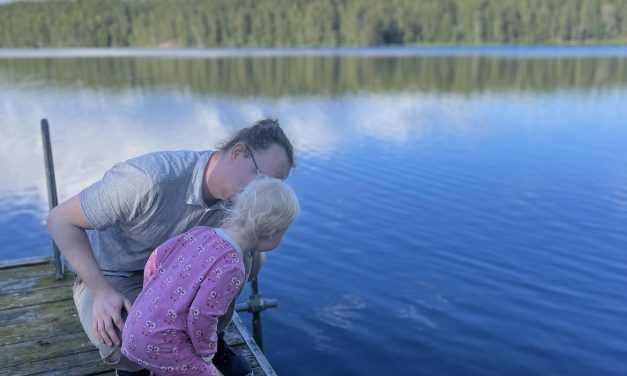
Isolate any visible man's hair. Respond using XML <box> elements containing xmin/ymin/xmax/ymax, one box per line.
<box><xmin>217</xmin><ymin>118</ymin><xmax>295</xmax><ymax>168</ymax></box>
<box><xmin>223</xmin><ymin>176</ymin><xmax>300</xmax><ymax>241</ymax></box>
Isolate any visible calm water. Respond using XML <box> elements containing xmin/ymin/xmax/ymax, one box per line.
<box><xmin>1</xmin><ymin>48</ymin><xmax>626</xmax><ymax>375</ymax></box>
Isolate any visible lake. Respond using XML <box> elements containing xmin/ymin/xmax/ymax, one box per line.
<box><xmin>1</xmin><ymin>47</ymin><xmax>626</xmax><ymax>375</ymax></box>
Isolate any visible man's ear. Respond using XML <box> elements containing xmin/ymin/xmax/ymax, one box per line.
<box><xmin>230</xmin><ymin>142</ymin><xmax>246</xmax><ymax>161</ymax></box>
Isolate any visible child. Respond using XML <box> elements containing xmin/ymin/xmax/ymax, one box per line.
<box><xmin>121</xmin><ymin>176</ymin><xmax>300</xmax><ymax>375</ymax></box>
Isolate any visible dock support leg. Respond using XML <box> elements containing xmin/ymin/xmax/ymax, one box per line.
<box><xmin>40</xmin><ymin>119</ymin><xmax>64</xmax><ymax>280</ymax></box>
<box><xmin>251</xmin><ymin>279</ymin><xmax>264</xmax><ymax>351</ymax></box>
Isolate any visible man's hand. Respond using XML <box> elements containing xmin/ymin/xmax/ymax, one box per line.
<box><xmin>92</xmin><ymin>287</ymin><xmax>133</xmax><ymax>347</ymax></box>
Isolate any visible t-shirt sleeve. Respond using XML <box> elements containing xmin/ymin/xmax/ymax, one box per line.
<box><xmin>79</xmin><ymin>161</ymin><xmax>154</xmax><ymax>230</ymax></box>
<box><xmin>187</xmin><ymin>259</ymin><xmax>245</xmax><ymax>359</ymax></box>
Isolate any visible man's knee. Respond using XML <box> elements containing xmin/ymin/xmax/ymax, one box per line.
<box><xmin>72</xmin><ymin>274</ymin><xmax>145</xmax><ymax>370</ymax></box>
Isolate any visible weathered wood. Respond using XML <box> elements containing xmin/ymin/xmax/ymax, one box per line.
<box><xmin>233</xmin><ymin>314</ymin><xmax>278</xmax><ymax>376</ymax></box>
<box><xmin>0</xmin><ymin>330</ymin><xmax>98</xmax><ymax>367</ymax></box>
<box><xmin>0</xmin><ymin>269</ymin><xmax>73</xmax><ymax>295</ymax></box>
<box><xmin>0</xmin><ymin>255</ymin><xmax>52</xmax><ymax>269</ymax></box>
<box><xmin>0</xmin><ymin>260</ymin><xmax>277</xmax><ymax>375</ymax></box>
<box><xmin>0</xmin><ymin>298</ymin><xmax>77</xmax><ymax>327</ymax></box>
<box><xmin>0</xmin><ymin>347</ymin><xmax>112</xmax><ymax>376</ymax></box>
<box><xmin>0</xmin><ymin>282</ymin><xmax>74</xmax><ymax>310</ymax></box>
<box><xmin>1</xmin><ymin>313</ymin><xmax>83</xmax><ymax>346</ymax></box>
<box><xmin>0</xmin><ymin>261</ymin><xmax>64</xmax><ymax>279</ymax></box>
<box><xmin>251</xmin><ymin>366</ymin><xmax>269</xmax><ymax>376</ymax></box>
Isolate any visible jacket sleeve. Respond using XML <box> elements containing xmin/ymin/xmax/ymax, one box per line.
<box><xmin>186</xmin><ymin>258</ymin><xmax>245</xmax><ymax>360</ymax></box>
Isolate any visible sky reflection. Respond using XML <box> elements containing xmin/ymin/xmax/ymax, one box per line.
<box><xmin>1</xmin><ymin>87</ymin><xmax>481</xmax><ymax>204</ymax></box>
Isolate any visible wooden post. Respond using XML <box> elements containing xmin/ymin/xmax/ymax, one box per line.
<box><xmin>40</xmin><ymin>119</ymin><xmax>64</xmax><ymax>280</ymax></box>
<box><xmin>235</xmin><ymin>277</ymin><xmax>278</xmax><ymax>352</ymax></box>
<box><xmin>251</xmin><ymin>278</ymin><xmax>264</xmax><ymax>351</ymax></box>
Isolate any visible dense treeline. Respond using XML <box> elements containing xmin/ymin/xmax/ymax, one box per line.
<box><xmin>1</xmin><ymin>0</ymin><xmax>627</xmax><ymax>47</ymax></box>
<box><xmin>2</xmin><ymin>56</ymin><xmax>627</xmax><ymax>96</ymax></box>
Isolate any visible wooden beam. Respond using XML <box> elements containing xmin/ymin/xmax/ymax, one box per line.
<box><xmin>233</xmin><ymin>313</ymin><xmax>278</xmax><ymax>376</ymax></box>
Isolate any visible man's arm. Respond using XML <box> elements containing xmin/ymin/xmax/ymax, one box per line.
<box><xmin>46</xmin><ymin>194</ymin><xmax>132</xmax><ymax>347</ymax></box>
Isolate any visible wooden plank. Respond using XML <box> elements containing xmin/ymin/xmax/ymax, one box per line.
<box><xmin>0</xmin><ymin>330</ymin><xmax>98</xmax><ymax>368</ymax></box>
<box><xmin>1</xmin><ymin>313</ymin><xmax>83</xmax><ymax>346</ymax></box>
<box><xmin>223</xmin><ymin>323</ymin><xmax>247</xmax><ymax>346</ymax></box>
<box><xmin>0</xmin><ymin>255</ymin><xmax>52</xmax><ymax>269</ymax></box>
<box><xmin>0</xmin><ymin>348</ymin><xmax>112</xmax><ymax>376</ymax></box>
<box><xmin>0</xmin><ymin>271</ymin><xmax>73</xmax><ymax>295</ymax></box>
<box><xmin>0</xmin><ymin>282</ymin><xmax>74</xmax><ymax>310</ymax></box>
<box><xmin>0</xmin><ymin>298</ymin><xmax>77</xmax><ymax>327</ymax></box>
<box><xmin>0</xmin><ymin>261</ymin><xmax>56</xmax><ymax>279</ymax></box>
<box><xmin>250</xmin><ymin>366</ymin><xmax>268</xmax><ymax>376</ymax></box>
<box><xmin>0</xmin><ymin>299</ymin><xmax>80</xmax><ymax>347</ymax></box>
<box><xmin>1</xmin><ymin>327</ymin><xmax>265</xmax><ymax>375</ymax></box>
<box><xmin>233</xmin><ymin>342</ymin><xmax>261</xmax><ymax>368</ymax></box>
<box><xmin>232</xmin><ymin>314</ymin><xmax>277</xmax><ymax>376</ymax></box>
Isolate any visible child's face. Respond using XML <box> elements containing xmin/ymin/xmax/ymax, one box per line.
<box><xmin>255</xmin><ymin>229</ymin><xmax>286</xmax><ymax>253</ymax></box>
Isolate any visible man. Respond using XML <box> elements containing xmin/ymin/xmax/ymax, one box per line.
<box><xmin>47</xmin><ymin>119</ymin><xmax>294</xmax><ymax>376</ymax></box>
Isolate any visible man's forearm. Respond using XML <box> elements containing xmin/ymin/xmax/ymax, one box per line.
<box><xmin>47</xmin><ymin>218</ymin><xmax>111</xmax><ymax>294</ymax></box>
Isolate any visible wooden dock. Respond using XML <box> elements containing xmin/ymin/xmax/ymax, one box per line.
<box><xmin>0</xmin><ymin>257</ymin><xmax>276</xmax><ymax>376</ymax></box>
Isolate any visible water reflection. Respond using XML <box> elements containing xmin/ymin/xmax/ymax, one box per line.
<box><xmin>1</xmin><ymin>50</ymin><xmax>626</xmax><ymax>256</ymax></box>
<box><xmin>1</xmin><ymin>55</ymin><xmax>627</xmax><ymax>96</ymax></box>
<box><xmin>2</xmin><ymin>51</ymin><xmax>626</xmax><ymax>375</ymax></box>
<box><xmin>0</xmin><ymin>89</ymin><xmax>480</xmax><ymax>198</ymax></box>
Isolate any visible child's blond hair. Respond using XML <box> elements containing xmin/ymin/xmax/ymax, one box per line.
<box><xmin>223</xmin><ymin>176</ymin><xmax>300</xmax><ymax>240</ymax></box>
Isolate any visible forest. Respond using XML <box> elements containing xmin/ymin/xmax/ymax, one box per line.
<box><xmin>1</xmin><ymin>0</ymin><xmax>626</xmax><ymax>47</ymax></box>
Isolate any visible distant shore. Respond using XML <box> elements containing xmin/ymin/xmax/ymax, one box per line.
<box><xmin>2</xmin><ymin>0</ymin><xmax>627</xmax><ymax>48</ymax></box>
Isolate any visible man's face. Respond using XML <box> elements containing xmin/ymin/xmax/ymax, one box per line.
<box><xmin>221</xmin><ymin>142</ymin><xmax>290</xmax><ymax>200</ymax></box>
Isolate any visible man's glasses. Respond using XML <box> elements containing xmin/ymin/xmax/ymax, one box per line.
<box><xmin>246</xmin><ymin>144</ymin><xmax>261</xmax><ymax>176</ymax></box>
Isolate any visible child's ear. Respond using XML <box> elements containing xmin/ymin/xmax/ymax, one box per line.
<box><xmin>263</xmin><ymin>227</ymin><xmax>280</xmax><ymax>240</ymax></box>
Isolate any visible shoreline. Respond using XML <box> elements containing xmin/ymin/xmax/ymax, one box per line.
<box><xmin>1</xmin><ymin>45</ymin><xmax>627</xmax><ymax>59</ymax></box>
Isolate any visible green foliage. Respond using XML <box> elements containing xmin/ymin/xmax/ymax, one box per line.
<box><xmin>1</xmin><ymin>0</ymin><xmax>626</xmax><ymax>47</ymax></box>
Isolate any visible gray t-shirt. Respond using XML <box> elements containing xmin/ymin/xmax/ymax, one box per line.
<box><xmin>79</xmin><ymin>150</ymin><xmax>227</xmax><ymax>272</ymax></box>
